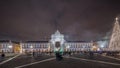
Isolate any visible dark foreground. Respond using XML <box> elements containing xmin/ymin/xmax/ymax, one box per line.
<box><xmin>0</xmin><ymin>53</ymin><xmax>120</xmax><ymax>68</ymax></box>
<box><xmin>22</xmin><ymin>57</ymin><xmax>120</xmax><ymax>68</ymax></box>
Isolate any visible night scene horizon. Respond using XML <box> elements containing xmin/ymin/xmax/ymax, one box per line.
<box><xmin>0</xmin><ymin>0</ymin><xmax>120</xmax><ymax>41</ymax></box>
<box><xmin>0</xmin><ymin>0</ymin><xmax>120</xmax><ymax>68</ymax></box>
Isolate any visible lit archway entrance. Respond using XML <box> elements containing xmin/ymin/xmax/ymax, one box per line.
<box><xmin>50</xmin><ymin>30</ymin><xmax>65</xmax><ymax>53</ymax></box>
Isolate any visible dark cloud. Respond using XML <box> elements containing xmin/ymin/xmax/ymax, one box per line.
<box><xmin>0</xmin><ymin>0</ymin><xmax>120</xmax><ymax>41</ymax></box>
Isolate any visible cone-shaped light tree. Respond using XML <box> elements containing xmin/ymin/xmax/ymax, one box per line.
<box><xmin>109</xmin><ymin>17</ymin><xmax>120</xmax><ymax>51</ymax></box>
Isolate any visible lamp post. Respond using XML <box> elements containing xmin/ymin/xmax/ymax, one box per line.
<box><xmin>66</xmin><ymin>45</ymin><xmax>70</xmax><ymax>52</ymax></box>
<box><xmin>8</xmin><ymin>45</ymin><xmax>13</xmax><ymax>53</ymax></box>
<box><xmin>30</xmin><ymin>45</ymin><xmax>35</xmax><ymax>57</ymax></box>
<box><xmin>30</xmin><ymin>45</ymin><xmax>33</xmax><ymax>52</ymax></box>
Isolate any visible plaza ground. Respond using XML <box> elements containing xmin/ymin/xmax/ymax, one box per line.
<box><xmin>0</xmin><ymin>53</ymin><xmax>120</xmax><ymax>68</ymax></box>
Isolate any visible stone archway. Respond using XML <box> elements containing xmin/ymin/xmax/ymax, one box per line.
<box><xmin>50</xmin><ymin>30</ymin><xmax>65</xmax><ymax>52</ymax></box>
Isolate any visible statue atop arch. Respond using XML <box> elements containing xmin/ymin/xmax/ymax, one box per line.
<box><xmin>50</xmin><ymin>30</ymin><xmax>65</xmax><ymax>45</ymax></box>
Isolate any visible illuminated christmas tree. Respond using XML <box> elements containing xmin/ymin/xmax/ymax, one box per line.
<box><xmin>109</xmin><ymin>17</ymin><xmax>120</xmax><ymax>51</ymax></box>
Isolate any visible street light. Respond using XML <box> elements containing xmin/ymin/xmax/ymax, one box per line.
<box><xmin>8</xmin><ymin>45</ymin><xmax>13</xmax><ymax>53</ymax></box>
<box><xmin>66</xmin><ymin>45</ymin><xmax>70</xmax><ymax>49</ymax></box>
<box><xmin>30</xmin><ymin>46</ymin><xmax>33</xmax><ymax>49</ymax></box>
<box><xmin>30</xmin><ymin>46</ymin><xmax>33</xmax><ymax>52</ymax></box>
<box><xmin>66</xmin><ymin>45</ymin><xmax>70</xmax><ymax>52</ymax></box>
<box><xmin>8</xmin><ymin>45</ymin><xmax>12</xmax><ymax>48</ymax></box>
<box><xmin>100</xmin><ymin>45</ymin><xmax>104</xmax><ymax>48</ymax></box>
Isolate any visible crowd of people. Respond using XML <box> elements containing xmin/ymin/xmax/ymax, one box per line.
<box><xmin>19</xmin><ymin>48</ymin><xmax>120</xmax><ymax>61</ymax></box>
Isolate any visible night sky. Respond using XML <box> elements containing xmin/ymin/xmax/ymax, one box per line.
<box><xmin>0</xmin><ymin>0</ymin><xmax>120</xmax><ymax>41</ymax></box>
